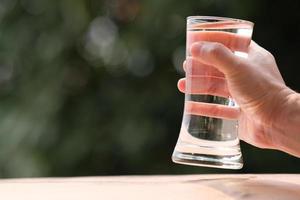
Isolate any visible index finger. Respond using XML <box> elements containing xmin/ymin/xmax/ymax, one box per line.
<box><xmin>187</xmin><ymin>31</ymin><xmax>252</xmax><ymax>53</ymax></box>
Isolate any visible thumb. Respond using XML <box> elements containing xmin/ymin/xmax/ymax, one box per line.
<box><xmin>190</xmin><ymin>41</ymin><xmax>245</xmax><ymax>76</ymax></box>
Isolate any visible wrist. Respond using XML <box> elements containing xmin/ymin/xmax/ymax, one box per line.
<box><xmin>272</xmin><ymin>88</ymin><xmax>300</xmax><ymax>157</ymax></box>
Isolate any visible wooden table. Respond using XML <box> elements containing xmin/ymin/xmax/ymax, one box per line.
<box><xmin>0</xmin><ymin>174</ymin><xmax>299</xmax><ymax>200</ymax></box>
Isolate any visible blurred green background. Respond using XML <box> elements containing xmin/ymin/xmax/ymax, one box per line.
<box><xmin>0</xmin><ymin>0</ymin><xmax>299</xmax><ymax>178</ymax></box>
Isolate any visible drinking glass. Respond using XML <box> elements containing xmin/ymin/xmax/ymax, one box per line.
<box><xmin>172</xmin><ymin>16</ymin><xmax>253</xmax><ymax>169</ymax></box>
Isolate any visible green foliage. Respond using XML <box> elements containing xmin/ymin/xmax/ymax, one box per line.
<box><xmin>0</xmin><ymin>0</ymin><xmax>299</xmax><ymax>177</ymax></box>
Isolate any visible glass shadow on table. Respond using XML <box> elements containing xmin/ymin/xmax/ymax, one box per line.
<box><xmin>185</xmin><ymin>176</ymin><xmax>300</xmax><ymax>200</ymax></box>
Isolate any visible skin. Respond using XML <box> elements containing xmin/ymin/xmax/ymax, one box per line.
<box><xmin>178</xmin><ymin>40</ymin><xmax>300</xmax><ymax>157</ymax></box>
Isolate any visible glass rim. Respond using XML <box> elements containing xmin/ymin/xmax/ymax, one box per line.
<box><xmin>187</xmin><ymin>16</ymin><xmax>254</xmax><ymax>26</ymax></box>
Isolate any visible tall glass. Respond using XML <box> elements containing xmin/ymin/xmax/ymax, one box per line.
<box><xmin>172</xmin><ymin>16</ymin><xmax>253</xmax><ymax>169</ymax></box>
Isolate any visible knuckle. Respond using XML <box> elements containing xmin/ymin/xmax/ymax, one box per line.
<box><xmin>264</xmin><ymin>50</ymin><xmax>274</xmax><ymax>59</ymax></box>
<box><xmin>265</xmin><ymin>50</ymin><xmax>274</xmax><ymax>58</ymax></box>
<box><xmin>262</xmin><ymin>50</ymin><xmax>276</xmax><ymax>63</ymax></box>
<box><xmin>262</xmin><ymin>53</ymin><xmax>277</xmax><ymax>68</ymax></box>
<box><xmin>267</xmin><ymin>52</ymin><xmax>276</xmax><ymax>63</ymax></box>
<box><xmin>208</xmin><ymin>43</ymin><xmax>225</xmax><ymax>58</ymax></box>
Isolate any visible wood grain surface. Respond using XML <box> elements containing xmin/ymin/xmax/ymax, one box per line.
<box><xmin>0</xmin><ymin>174</ymin><xmax>300</xmax><ymax>200</ymax></box>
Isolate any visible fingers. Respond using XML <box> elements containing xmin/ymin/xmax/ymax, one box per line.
<box><xmin>178</xmin><ymin>78</ymin><xmax>230</xmax><ymax>98</ymax></box>
<box><xmin>248</xmin><ymin>40</ymin><xmax>267</xmax><ymax>55</ymax></box>
<box><xmin>177</xmin><ymin>78</ymin><xmax>185</xmax><ymax>92</ymax></box>
<box><xmin>190</xmin><ymin>41</ymin><xmax>245</xmax><ymax>75</ymax></box>
<box><xmin>184</xmin><ymin>57</ymin><xmax>225</xmax><ymax>77</ymax></box>
<box><xmin>179</xmin><ymin>57</ymin><xmax>229</xmax><ymax>97</ymax></box>
<box><xmin>187</xmin><ymin>31</ymin><xmax>251</xmax><ymax>53</ymax></box>
<box><xmin>185</xmin><ymin>101</ymin><xmax>240</xmax><ymax>120</ymax></box>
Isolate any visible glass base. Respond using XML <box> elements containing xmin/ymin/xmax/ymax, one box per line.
<box><xmin>172</xmin><ymin>151</ymin><xmax>243</xmax><ymax>170</ymax></box>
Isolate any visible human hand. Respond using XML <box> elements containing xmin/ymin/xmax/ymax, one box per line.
<box><xmin>178</xmin><ymin>40</ymin><xmax>295</xmax><ymax>153</ymax></box>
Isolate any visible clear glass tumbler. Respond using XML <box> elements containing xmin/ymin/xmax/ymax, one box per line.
<box><xmin>172</xmin><ymin>16</ymin><xmax>253</xmax><ymax>169</ymax></box>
